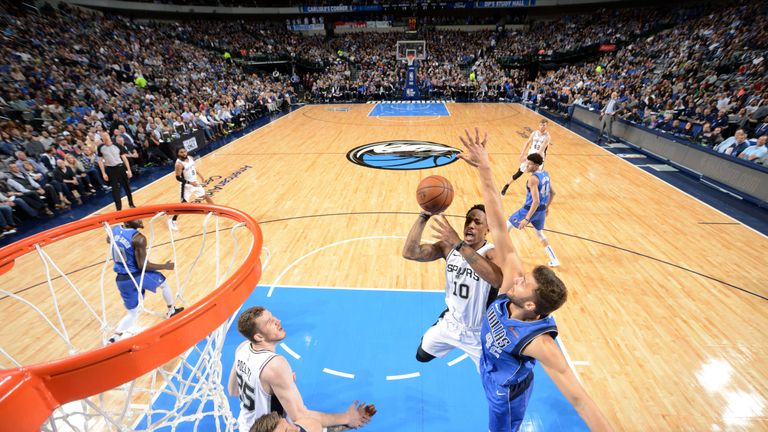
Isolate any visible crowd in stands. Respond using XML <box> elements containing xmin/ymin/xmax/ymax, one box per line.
<box><xmin>0</xmin><ymin>3</ymin><xmax>298</xmax><ymax>236</ymax></box>
<box><xmin>2</xmin><ymin>0</ymin><xmax>767</xmax><ymax>238</ymax></box>
<box><xmin>178</xmin><ymin>20</ymin><xmax>333</xmax><ymax>65</ymax></box>
<box><xmin>494</xmin><ymin>7</ymin><xmax>678</xmax><ymax>59</ymax></box>
<box><xmin>531</xmin><ymin>0</ymin><xmax>768</xmax><ymax>165</ymax></box>
<box><xmin>310</xmin><ymin>29</ymin><xmax>507</xmax><ymax>101</ymax></box>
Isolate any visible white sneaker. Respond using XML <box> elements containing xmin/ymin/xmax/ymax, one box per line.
<box><xmin>166</xmin><ymin>306</ymin><xmax>184</xmax><ymax>319</ymax></box>
<box><xmin>548</xmin><ymin>260</ymin><xmax>560</xmax><ymax>267</ymax></box>
<box><xmin>107</xmin><ymin>333</ymin><xmax>122</xmax><ymax>344</ymax></box>
<box><xmin>168</xmin><ymin>220</ymin><xmax>179</xmax><ymax>231</ymax></box>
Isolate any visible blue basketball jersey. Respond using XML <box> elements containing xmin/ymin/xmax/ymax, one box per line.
<box><xmin>523</xmin><ymin>171</ymin><xmax>551</xmax><ymax>209</ymax></box>
<box><xmin>480</xmin><ymin>295</ymin><xmax>558</xmax><ymax>392</ymax></box>
<box><xmin>111</xmin><ymin>226</ymin><xmax>140</xmax><ymax>275</ymax></box>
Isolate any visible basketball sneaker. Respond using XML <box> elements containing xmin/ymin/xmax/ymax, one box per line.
<box><xmin>107</xmin><ymin>333</ymin><xmax>122</xmax><ymax>344</ymax></box>
<box><xmin>548</xmin><ymin>260</ymin><xmax>560</xmax><ymax>267</ymax></box>
<box><xmin>166</xmin><ymin>306</ymin><xmax>185</xmax><ymax>319</ymax></box>
<box><xmin>500</xmin><ymin>184</ymin><xmax>510</xmax><ymax>196</ymax></box>
<box><xmin>168</xmin><ymin>219</ymin><xmax>179</xmax><ymax>231</ymax></box>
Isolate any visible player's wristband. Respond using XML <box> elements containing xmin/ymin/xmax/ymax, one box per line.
<box><xmin>419</xmin><ymin>212</ymin><xmax>431</xmax><ymax>221</ymax></box>
<box><xmin>454</xmin><ymin>240</ymin><xmax>465</xmax><ymax>251</ymax></box>
<box><xmin>522</xmin><ymin>218</ymin><xmax>529</xmax><ymax>222</ymax></box>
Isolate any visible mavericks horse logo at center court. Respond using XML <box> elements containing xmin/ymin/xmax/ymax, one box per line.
<box><xmin>346</xmin><ymin>140</ymin><xmax>461</xmax><ymax>170</ymax></box>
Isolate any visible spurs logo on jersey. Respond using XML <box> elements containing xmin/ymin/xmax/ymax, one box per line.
<box><xmin>444</xmin><ymin>242</ymin><xmax>496</xmax><ymax>329</ymax></box>
<box><xmin>234</xmin><ymin>344</ymin><xmax>278</xmax><ymax>432</ymax></box>
<box><xmin>179</xmin><ymin>157</ymin><xmax>197</xmax><ymax>182</ymax></box>
<box><xmin>528</xmin><ymin>130</ymin><xmax>549</xmax><ymax>155</ymax></box>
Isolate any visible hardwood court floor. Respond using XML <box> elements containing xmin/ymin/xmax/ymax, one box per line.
<box><xmin>1</xmin><ymin>103</ymin><xmax>766</xmax><ymax>431</ymax></box>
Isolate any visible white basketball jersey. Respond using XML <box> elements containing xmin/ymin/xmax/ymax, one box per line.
<box><xmin>443</xmin><ymin>242</ymin><xmax>496</xmax><ymax>329</ymax></box>
<box><xmin>234</xmin><ymin>344</ymin><xmax>278</xmax><ymax>432</ymax></box>
<box><xmin>529</xmin><ymin>130</ymin><xmax>549</xmax><ymax>155</ymax></box>
<box><xmin>179</xmin><ymin>157</ymin><xmax>197</xmax><ymax>182</ymax></box>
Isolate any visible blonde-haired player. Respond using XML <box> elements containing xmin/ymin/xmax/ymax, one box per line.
<box><xmin>170</xmin><ymin>147</ymin><xmax>213</xmax><ymax>231</ymax></box>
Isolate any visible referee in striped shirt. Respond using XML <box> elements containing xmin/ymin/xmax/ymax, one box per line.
<box><xmin>97</xmin><ymin>132</ymin><xmax>136</xmax><ymax>210</ymax></box>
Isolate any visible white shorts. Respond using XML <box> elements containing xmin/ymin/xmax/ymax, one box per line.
<box><xmin>421</xmin><ymin>318</ymin><xmax>481</xmax><ymax>369</ymax></box>
<box><xmin>183</xmin><ymin>184</ymin><xmax>206</xmax><ymax>202</ymax></box>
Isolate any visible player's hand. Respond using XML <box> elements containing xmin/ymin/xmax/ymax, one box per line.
<box><xmin>163</xmin><ymin>260</ymin><xmax>175</xmax><ymax>270</ymax></box>
<box><xmin>430</xmin><ymin>215</ymin><xmax>461</xmax><ymax>246</ymax></box>
<box><xmin>458</xmin><ymin>127</ymin><xmax>490</xmax><ymax>169</ymax></box>
<box><xmin>517</xmin><ymin>219</ymin><xmax>528</xmax><ymax>230</ymax></box>
<box><xmin>190</xmin><ymin>181</ymin><xmax>199</xmax><ymax>187</ymax></box>
<box><xmin>103</xmin><ymin>174</ymin><xmax>109</xmax><ymax>181</ymax></box>
<box><xmin>357</xmin><ymin>402</ymin><xmax>377</xmax><ymax>423</ymax></box>
<box><xmin>127</xmin><ymin>170</ymin><xmax>133</xmax><ymax>179</ymax></box>
<box><xmin>344</xmin><ymin>400</ymin><xmax>370</xmax><ymax>428</ymax></box>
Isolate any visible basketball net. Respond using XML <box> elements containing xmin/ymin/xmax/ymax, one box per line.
<box><xmin>0</xmin><ymin>206</ymin><xmax>269</xmax><ymax>431</ymax></box>
<box><xmin>406</xmin><ymin>53</ymin><xmax>415</xmax><ymax>66</ymax></box>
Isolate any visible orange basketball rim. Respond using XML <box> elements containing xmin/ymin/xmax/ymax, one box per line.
<box><xmin>0</xmin><ymin>203</ymin><xmax>263</xmax><ymax>431</ymax></box>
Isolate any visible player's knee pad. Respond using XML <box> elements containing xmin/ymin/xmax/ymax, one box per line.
<box><xmin>416</xmin><ymin>345</ymin><xmax>436</xmax><ymax>363</ymax></box>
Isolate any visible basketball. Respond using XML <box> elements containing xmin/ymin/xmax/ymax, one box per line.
<box><xmin>416</xmin><ymin>175</ymin><xmax>454</xmax><ymax>214</ymax></box>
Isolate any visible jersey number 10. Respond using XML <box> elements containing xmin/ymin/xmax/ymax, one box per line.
<box><xmin>452</xmin><ymin>282</ymin><xmax>469</xmax><ymax>299</ymax></box>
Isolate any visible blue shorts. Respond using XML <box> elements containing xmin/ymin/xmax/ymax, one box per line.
<box><xmin>484</xmin><ymin>372</ymin><xmax>534</xmax><ymax>432</ymax></box>
<box><xmin>508</xmin><ymin>207</ymin><xmax>546</xmax><ymax>231</ymax></box>
<box><xmin>115</xmin><ymin>271</ymin><xmax>166</xmax><ymax>309</ymax></box>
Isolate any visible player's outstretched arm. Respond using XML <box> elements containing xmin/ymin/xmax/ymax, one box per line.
<box><xmin>265</xmin><ymin>356</ymin><xmax>372</xmax><ymax>428</ymax></box>
<box><xmin>524</xmin><ymin>336</ymin><xmax>614</xmax><ymax>432</ymax></box>
<box><xmin>458</xmin><ymin>128</ymin><xmax>524</xmax><ymax>278</ymax></box>
<box><xmin>402</xmin><ymin>212</ymin><xmax>447</xmax><ymax>262</ymax></box>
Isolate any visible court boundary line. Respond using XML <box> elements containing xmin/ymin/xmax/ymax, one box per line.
<box><xmin>5</xmin><ymin>209</ymin><xmax>765</xmax><ymax>302</ymax></box>
<box><xmin>261</xmin><ymin>283</ymin><xmax>442</xmax><ymax>293</ymax></box>
<box><xmin>266</xmin><ymin>235</ymin><xmax>408</xmax><ymax>297</ymax></box>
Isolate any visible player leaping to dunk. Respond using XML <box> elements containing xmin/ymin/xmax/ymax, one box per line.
<box><xmin>169</xmin><ymin>147</ymin><xmax>214</xmax><ymax>231</ymax></box>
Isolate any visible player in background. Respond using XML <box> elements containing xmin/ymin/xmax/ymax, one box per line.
<box><xmin>505</xmin><ymin>153</ymin><xmax>559</xmax><ymax>267</ymax></box>
<box><xmin>108</xmin><ymin>219</ymin><xmax>184</xmax><ymax>343</ymax></box>
<box><xmin>501</xmin><ymin>119</ymin><xmax>551</xmax><ymax>196</ymax></box>
<box><xmin>169</xmin><ymin>147</ymin><xmax>213</xmax><ymax>231</ymax></box>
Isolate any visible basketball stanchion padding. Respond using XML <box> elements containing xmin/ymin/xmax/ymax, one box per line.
<box><xmin>0</xmin><ymin>203</ymin><xmax>263</xmax><ymax>431</ymax></box>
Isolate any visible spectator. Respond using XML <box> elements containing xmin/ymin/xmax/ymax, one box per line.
<box><xmin>52</xmin><ymin>159</ymin><xmax>84</xmax><ymax>205</ymax></box>
<box><xmin>699</xmin><ymin>124</ymin><xmax>724</xmax><ymax>148</ymax></box>
<box><xmin>738</xmin><ymin>136</ymin><xmax>768</xmax><ymax>163</ymax></box>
